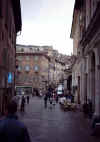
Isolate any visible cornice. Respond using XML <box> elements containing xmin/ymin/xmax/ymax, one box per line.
<box><xmin>16</xmin><ymin>52</ymin><xmax>50</xmax><ymax>61</ymax></box>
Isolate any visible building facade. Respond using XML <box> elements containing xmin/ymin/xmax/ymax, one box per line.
<box><xmin>16</xmin><ymin>44</ymin><xmax>70</xmax><ymax>95</ymax></box>
<box><xmin>70</xmin><ymin>2</ymin><xmax>82</xmax><ymax>104</ymax></box>
<box><xmin>71</xmin><ymin>0</ymin><xmax>100</xmax><ymax>116</ymax></box>
<box><xmin>16</xmin><ymin>44</ymin><xmax>50</xmax><ymax>96</ymax></box>
<box><xmin>0</xmin><ymin>0</ymin><xmax>22</xmax><ymax>114</ymax></box>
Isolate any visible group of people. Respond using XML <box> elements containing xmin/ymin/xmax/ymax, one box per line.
<box><xmin>44</xmin><ymin>90</ymin><xmax>58</xmax><ymax>109</ymax></box>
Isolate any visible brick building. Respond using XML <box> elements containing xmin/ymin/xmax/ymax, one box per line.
<box><xmin>0</xmin><ymin>0</ymin><xmax>22</xmax><ymax>114</ymax></box>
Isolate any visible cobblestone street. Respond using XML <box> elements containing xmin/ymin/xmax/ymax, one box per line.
<box><xmin>19</xmin><ymin>97</ymin><xmax>100</xmax><ymax>142</ymax></box>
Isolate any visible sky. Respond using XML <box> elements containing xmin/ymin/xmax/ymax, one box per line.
<box><xmin>17</xmin><ymin>0</ymin><xmax>75</xmax><ymax>55</ymax></box>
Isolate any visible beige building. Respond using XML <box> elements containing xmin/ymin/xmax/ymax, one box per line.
<box><xmin>71</xmin><ymin>0</ymin><xmax>100</xmax><ymax>116</ymax></box>
<box><xmin>16</xmin><ymin>44</ymin><xmax>69</xmax><ymax>95</ymax></box>
<box><xmin>70</xmin><ymin>1</ymin><xmax>82</xmax><ymax>104</ymax></box>
<box><xmin>16</xmin><ymin>44</ymin><xmax>50</xmax><ymax>95</ymax></box>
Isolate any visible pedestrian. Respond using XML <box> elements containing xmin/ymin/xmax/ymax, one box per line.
<box><xmin>0</xmin><ymin>100</ymin><xmax>31</xmax><ymax>142</ymax></box>
<box><xmin>47</xmin><ymin>91</ymin><xmax>51</xmax><ymax>101</ymax></box>
<box><xmin>27</xmin><ymin>95</ymin><xmax>30</xmax><ymax>104</ymax></box>
<box><xmin>88</xmin><ymin>99</ymin><xmax>93</xmax><ymax>119</ymax></box>
<box><xmin>52</xmin><ymin>92</ymin><xmax>56</xmax><ymax>106</ymax></box>
<box><xmin>83</xmin><ymin>102</ymin><xmax>89</xmax><ymax>118</ymax></box>
<box><xmin>20</xmin><ymin>96</ymin><xmax>26</xmax><ymax>112</ymax></box>
<box><xmin>91</xmin><ymin>115</ymin><xmax>100</xmax><ymax>136</ymax></box>
<box><xmin>49</xmin><ymin>96</ymin><xmax>53</xmax><ymax>109</ymax></box>
<box><xmin>44</xmin><ymin>94</ymin><xmax>48</xmax><ymax>108</ymax></box>
<box><xmin>56</xmin><ymin>95</ymin><xmax>58</xmax><ymax>103</ymax></box>
<box><xmin>39</xmin><ymin>90</ymin><xmax>43</xmax><ymax>97</ymax></box>
<box><xmin>12</xmin><ymin>94</ymin><xmax>20</xmax><ymax>105</ymax></box>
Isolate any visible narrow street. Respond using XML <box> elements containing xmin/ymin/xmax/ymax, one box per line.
<box><xmin>1</xmin><ymin>1</ymin><xmax>100</xmax><ymax>142</ymax></box>
<box><xmin>19</xmin><ymin>97</ymin><xmax>100</xmax><ymax>142</ymax></box>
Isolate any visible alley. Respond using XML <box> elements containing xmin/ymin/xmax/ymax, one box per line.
<box><xmin>19</xmin><ymin>97</ymin><xmax>100</xmax><ymax>142</ymax></box>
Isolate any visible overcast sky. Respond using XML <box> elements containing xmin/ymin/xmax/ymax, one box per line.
<box><xmin>17</xmin><ymin>0</ymin><xmax>75</xmax><ymax>55</ymax></box>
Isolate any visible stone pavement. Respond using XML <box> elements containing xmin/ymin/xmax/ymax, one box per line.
<box><xmin>19</xmin><ymin>96</ymin><xmax>100</xmax><ymax>142</ymax></box>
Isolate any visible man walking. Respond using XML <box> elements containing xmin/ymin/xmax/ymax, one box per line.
<box><xmin>20</xmin><ymin>96</ymin><xmax>26</xmax><ymax>112</ymax></box>
<box><xmin>0</xmin><ymin>101</ymin><xmax>31</xmax><ymax>142</ymax></box>
<box><xmin>27</xmin><ymin>95</ymin><xmax>30</xmax><ymax>104</ymax></box>
<box><xmin>44</xmin><ymin>94</ymin><xmax>48</xmax><ymax>108</ymax></box>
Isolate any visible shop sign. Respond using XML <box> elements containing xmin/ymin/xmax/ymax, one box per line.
<box><xmin>8</xmin><ymin>72</ymin><xmax>13</xmax><ymax>83</ymax></box>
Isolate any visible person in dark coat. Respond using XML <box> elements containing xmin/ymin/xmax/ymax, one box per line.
<box><xmin>44</xmin><ymin>94</ymin><xmax>48</xmax><ymax>108</ymax></box>
<box><xmin>0</xmin><ymin>101</ymin><xmax>31</xmax><ymax>142</ymax></box>
<box><xmin>83</xmin><ymin>102</ymin><xmax>89</xmax><ymax>117</ymax></box>
<box><xmin>47</xmin><ymin>91</ymin><xmax>51</xmax><ymax>101</ymax></box>
<box><xmin>27</xmin><ymin>95</ymin><xmax>30</xmax><ymax>104</ymax></box>
<box><xmin>20</xmin><ymin>96</ymin><xmax>26</xmax><ymax>112</ymax></box>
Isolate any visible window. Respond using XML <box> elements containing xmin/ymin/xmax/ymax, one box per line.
<box><xmin>17</xmin><ymin>65</ymin><xmax>22</xmax><ymax>72</ymax></box>
<box><xmin>34</xmin><ymin>56</ymin><xmax>38</xmax><ymax>61</ymax></box>
<box><xmin>17</xmin><ymin>56</ymin><xmax>22</xmax><ymax>61</ymax></box>
<box><xmin>21</xmin><ymin>48</ymin><xmax>24</xmax><ymax>52</ymax></box>
<box><xmin>34</xmin><ymin>65</ymin><xmax>39</xmax><ymax>72</ymax></box>
<box><xmin>26</xmin><ymin>56</ymin><xmax>30</xmax><ymax>61</ymax></box>
<box><xmin>30</xmin><ymin>48</ymin><xmax>33</xmax><ymax>51</ymax></box>
<box><xmin>25</xmin><ymin>65</ymin><xmax>30</xmax><ymax>72</ymax></box>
